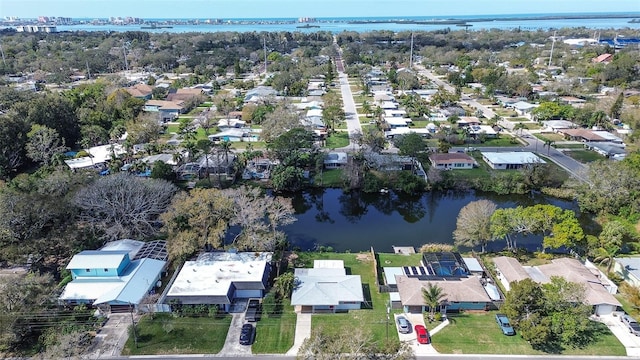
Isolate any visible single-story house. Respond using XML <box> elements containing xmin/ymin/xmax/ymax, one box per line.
<box><xmin>559</xmin><ymin>96</ymin><xmax>587</xmax><ymax>106</ymax></box>
<box><xmin>592</xmin><ymin>53</ymin><xmax>614</xmax><ymax>64</ymax></box>
<box><xmin>291</xmin><ymin>260</ymin><xmax>364</xmax><ymax>313</ymax></box>
<box><xmin>196</xmin><ymin>152</ymin><xmax>238</xmax><ymax>178</ymax></box>
<box><xmin>429</xmin><ymin>153</ymin><xmax>475</xmax><ymax>170</ymax></box>
<box><xmin>324</xmin><ymin>152</ymin><xmax>348</xmax><ymax>169</ymax></box>
<box><xmin>481</xmin><ymin>151</ymin><xmax>545</xmax><ymax>170</ymax></box>
<box><xmin>395</xmin><ymin>275</ymin><xmax>493</xmax><ymax>313</ymax></box>
<box><xmin>64</xmin><ymin>144</ymin><xmax>126</xmax><ymax>170</ymax></box>
<box><xmin>385</xmin><ymin>109</ymin><xmax>407</xmax><ymax>118</ymax></box>
<box><xmin>59</xmin><ymin>239</ymin><xmax>168</xmax><ymax>312</ymax></box>
<box><xmin>365</xmin><ymin>153</ymin><xmax>416</xmax><ymax>171</ymax></box>
<box><xmin>374</xmin><ymin>92</ymin><xmax>395</xmax><ymax>102</ymax></box>
<box><xmin>542</xmin><ymin>120</ymin><xmax>578</xmax><ymax>132</ymax></box>
<box><xmin>384</xmin><ymin>117</ymin><xmax>411</xmax><ymax>129</ymax></box>
<box><xmin>140</xmin><ymin>153</ymin><xmax>178</xmax><ymax>166</ymax></box>
<box><xmin>244</xmin><ymin>86</ymin><xmax>278</xmax><ymax>103</ymax></box>
<box><xmin>559</xmin><ymin>129</ymin><xmax>622</xmax><ymax>143</ymax></box>
<box><xmin>510</xmin><ymin>101</ymin><xmax>538</xmax><ymax>116</ymax></box>
<box><xmin>468</xmin><ymin>125</ymin><xmax>498</xmax><ymax>138</ymax></box>
<box><xmin>456</xmin><ymin>116</ymin><xmax>481</xmax><ymax>128</ymax></box>
<box><xmin>384</xmin><ymin>127</ymin><xmax>430</xmax><ymax>139</ymax></box>
<box><xmin>584</xmin><ymin>142</ymin><xmax>626</xmax><ymax>158</ymax></box>
<box><xmin>144</xmin><ymin>100</ymin><xmax>185</xmax><ymax>121</ymax></box>
<box><xmin>493</xmin><ymin>256</ymin><xmax>620</xmax><ymax>316</ymax></box>
<box><xmin>125</xmin><ymin>83</ymin><xmax>154</xmax><ymax>100</ymax></box>
<box><xmin>208</xmin><ymin>128</ymin><xmax>256</xmax><ymax>142</ymax></box>
<box><xmin>165</xmin><ymin>252</ymin><xmax>272</xmax><ymax>312</ymax></box>
<box><xmin>380</xmin><ymin>101</ymin><xmax>398</xmax><ymax>110</ymax></box>
<box><xmin>614</xmin><ymin>258</ymin><xmax>640</xmax><ymax>288</ymax></box>
<box><xmin>166</xmin><ymin>88</ymin><xmax>204</xmax><ymax>102</ymax></box>
<box><xmin>218</xmin><ymin>118</ymin><xmax>246</xmax><ymax>129</ymax></box>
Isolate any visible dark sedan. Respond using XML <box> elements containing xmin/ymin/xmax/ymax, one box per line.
<box><xmin>239</xmin><ymin>323</ymin><xmax>255</xmax><ymax>345</ymax></box>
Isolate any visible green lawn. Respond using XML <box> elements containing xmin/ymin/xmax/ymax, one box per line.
<box><xmin>295</xmin><ymin>252</ymin><xmax>392</xmax><ymax>342</ymax></box>
<box><xmin>481</xmin><ymin>136</ymin><xmax>522</xmax><ymax>147</ymax></box>
<box><xmin>253</xmin><ymin>299</ymin><xmax>297</xmax><ymax>354</ymax></box>
<box><xmin>317</xmin><ymin>169</ymin><xmax>345</xmax><ymax>187</ymax></box>
<box><xmin>433</xmin><ymin>312</ymin><xmax>625</xmax><ymax>356</ymax></box>
<box><xmin>377</xmin><ymin>253</ymin><xmax>423</xmax><ymax>267</ymax></box>
<box><xmin>162</xmin><ymin>124</ymin><xmax>216</xmax><ymax>142</ymax></box>
<box><xmin>122</xmin><ymin>313</ymin><xmax>232</xmax><ymax>355</ymax></box>
<box><xmin>325</xmin><ymin>132</ymin><xmax>350</xmax><ymax>149</ymax></box>
<box><xmin>564</xmin><ymin>150</ymin><xmax>606</xmax><ymax>163</ymax></box>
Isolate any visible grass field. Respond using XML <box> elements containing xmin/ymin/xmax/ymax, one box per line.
<box><xmin>295</xmin><ymin>252</ymin><xmax>393</xmax><ymax>342</ymax></box>
<box><xmin>325</xmin><ymin>132</ymin><xmax>350</xmax><ymax>149</ymax></box>
<box><xmin>122</xmin><ymin>313</ymin><xmax>232</xmax><ymax>355</ymax></box>
<box><xmin>317</xmin><ymin>168</ymin><xmax>345</xmax><ymax>188</ymax></box>
<box><xmin>433</xmin><ymin>312</ymin><xmax>625</xmax><ymax>356</ymax></box>
<box><xmin>564</xmin><ymin>150</ymin><xmax>606</xmax><ymax>163</ymax></box>
<box><xmin>253</xmin><ymin>299</ymin><xmax>297</xmax><ymax>354</ymax></box>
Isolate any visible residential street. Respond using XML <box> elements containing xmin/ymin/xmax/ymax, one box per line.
<box><xmin>334</xmin><ymin>38</ymin><xmax>362</xmax><ymax>149</ymax></box>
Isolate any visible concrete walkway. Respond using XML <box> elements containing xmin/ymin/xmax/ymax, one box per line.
<box><xmin>285</xmin><ymin>313</ymin><xmax>312</xmax><ymax>356</ymax></box>
<box><xmin>218</xmin><ymin>313</ymin><xmax>253</xmax><ymax>357</ymax></box>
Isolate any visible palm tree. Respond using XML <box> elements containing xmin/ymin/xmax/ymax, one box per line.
<box><xmin>513</xmin><ymin>122</ymin><xmax>528</xmax><ymax>136</ymax></box>
<box><xmin>593</xmin><ymin>244</ymin><xmax>621</xmax><ymax>274</ymax></box>
<box><xmin>361</xmin><ymin>100</ymin><xmax>372</xmax><ymax>118</ymax></box>
<box><xmin>422</xmin><ymin>282</ymin><xmax>447</xmax><ymax>320</ymax></box>
<box><xmin>372</xmin><ymin>106</ymin><xmax>384</xmax><ymax>127</ymax></box>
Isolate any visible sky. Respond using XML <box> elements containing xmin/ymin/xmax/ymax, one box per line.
<box><xmin>2</xmin><ymin>0</ymin><xmax>639</xmax><ymax>19</ymax></box>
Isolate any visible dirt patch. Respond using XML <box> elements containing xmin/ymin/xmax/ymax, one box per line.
<box><xmin>356</xmin><ymin>253</ymin><xmax>371</xmax><ymax>262</ymax></box>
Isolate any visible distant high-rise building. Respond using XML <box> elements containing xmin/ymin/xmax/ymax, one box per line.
<box><xmin>38</xmin><ymin>16</ymin><xmax>50</xmax><ymax>23</ymax></box>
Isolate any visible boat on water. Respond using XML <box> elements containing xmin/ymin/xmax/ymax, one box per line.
<box><xmin>296</xmin><ymin>24</ymin><xmax>320</xmax><ymax>29</ymax></box>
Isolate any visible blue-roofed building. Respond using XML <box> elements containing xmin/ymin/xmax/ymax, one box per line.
<box><xmin>59</xmin><ymin>239</ymin><xmax>168</xmax><ymax>312</ymax></box>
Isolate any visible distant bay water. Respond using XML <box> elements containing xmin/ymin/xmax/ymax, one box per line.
<box><xmin>9</xmin><ymin>12</ymin><xmax>640</xmax><ymax>33</ymax></box>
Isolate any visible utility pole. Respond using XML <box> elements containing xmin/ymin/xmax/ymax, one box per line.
<box><xmin>409</xmin><ymin>32</ymin><xmax>414</xmax><ymax>69</ymax></box>
<box><xmin>263</xmin><ymin>37</ymin><xmax>267</xmax><ymax>75</ymax></box>
<box><xmin>129</xmin><ymin>303</ymin><xmax>138</xmax><ymax>348</ymax></box>
<box><xmin>386</xmin><ymin>301</ymin><xmax>390</xmax><ymax>341</ymax></box>
<box><xmin>123</xmin><ymin>45</ymin><xmax>129</xmax><ymax>72</ymax></box>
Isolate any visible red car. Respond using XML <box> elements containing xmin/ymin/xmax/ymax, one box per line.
<box><xmin>415</xmin><ymin>325</ymin><xmax>430</xmax><ymax>344</ymax></box>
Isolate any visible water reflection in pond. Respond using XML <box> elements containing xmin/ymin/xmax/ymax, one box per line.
<box><xmin>282</xmin><ymin>188</ymin><xmax>591</xmax><ymax>253</ymax></box>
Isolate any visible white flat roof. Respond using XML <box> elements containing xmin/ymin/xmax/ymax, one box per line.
<box><xmin>482</xmin><ymin>152</ymin><xmax>545</xmax><ymax>165</ymax></box>
<box><xmin>167</xmin><ymin>253</ymin><xmax>270</xmax><ymax>297</ymax></box>
<box><xmin>383</xmin><ymin>267</ymin><xmax>404</xmax><ymax>286</ymax></box>
<box><xmin>384</xmin><ymin>117</ymin><xmax>410</xmax><ymax>126</ymax></box>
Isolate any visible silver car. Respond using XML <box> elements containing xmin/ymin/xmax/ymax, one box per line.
<box><xmin>396</xmin><ymin>315</ymin><xmax>411</xmax><ymax>334</ymax></box>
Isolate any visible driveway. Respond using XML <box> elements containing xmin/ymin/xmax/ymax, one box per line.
<box><xmin>218</xmin><ymin>312</ymin><xmax>253</xmax><ymax>356</ymax></box>
<box><xmin>285</xmin><ymin>312</ymin><xmax>312</xmax><ymax>356</ymax></box>
<box><xmin>598</xmin><ymin>313</ymin><xmax>640</xmax><ymax>356</ymax></box>
<box><xmin>84</xmin><ymin>313</ymin><xmax>133</xmax><ymax>358</ymax></box>
<box><xmin>393</xmin><ymin>313</ymin><xmax>439</xmax><ymax>355</ymax></box>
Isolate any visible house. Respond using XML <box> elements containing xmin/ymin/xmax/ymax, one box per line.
<box><xmin>324</xmin><ymin>152</ymin><xmax>348</xmax><ymax>169</ymax></box>
<box><xmin>144</xmin><ymin>100</ymin><xmax>185</xmax><ymax>122</ymax></box>
<box><xmin>468</xmin><ymin>125</ymin><xmax>498</xmax><ymax>138</ymax></box>
<box><xmin>559</xmin><ymin>129</ymin><xmax>623</xmax><ymax>143</ymax></box>
<box><xmin>218</xmin><ymin>118</ymin><xmax>246</xmax><ymax>129</ymax></box>
<box><xmin>542</xmin><ymin>120</ymin><xmax>578</xmax><ymax>132</ymax></box>
<box><xmin>384</xmin><ymin>117</ymin><xmax>411</xmax><ymax>129</ymax></box>
<box><xmin>493</xmin><ymin>256</ymin><xmax>620</xmax><ymax>316</ymax></box>
<box><xmin>125</xmin><ymin>83</ymin><xmax>153</xmax><ymax>100</ymax></box>
<box><xmin>195</xmin><ymin>152</ymin><xmax>238</xmax><ymax>178</ymax></box>
<box><xmin>614</xmin><ymin>258</ymin><xmax>640</xmax><ymax>288</ymax></box>
<box><xmin>584</xmin><ymin>142</ymin><xmax>626</xmax><ymax>158</ymax></box>
<box><xmin>384</xmin><ymin>127</ymin><xmax>431</xmax><ymax>139</ymax></box>
<box><xmin>291</xmin><ymin>260</ymin><xmax>364</xmax><ymax>313</ymax></box>
<box><xmin>394</xmin><ymin>252</ymin><xmax>496</xmax><ymax>313</ymax></box>
<box><xmin>140</xmin><ymin>153</ymin><xmax>178</xmax><ymax>166</ymax></box>
<box><xmin>592</xmin><ymin>53</ymin><xmax>614</xmax><ymax>64</ymax></box>
<box><xmin>559</xmin><ymin>96</ymin><xmax>587</xmax><ymax>106</ymax></box>
<box><xmin>166</xmin><ymin>88</ymin><xmax>204</xmax><ymax>102</ymax></box>
<box><xmin>456</xmin><ymin>117</ymin><xmax>481</xmax><ymax>128</ymax></box>
<box><xmin>165</xmin><ymin>252</ymin><xmax>272</xmax><ymax>312</ymax></box>
<box><xmin>59</xmin><ymin>239</ymin><xmax>168</xmax><ymax>312</ymax></box>
<box><xmin>510</xmin><ymin>101</ymin><xmax>538</xmax><ymax>116</ymax></box>
<box><xmin>429</xmin><ymin>153</ymin><xmax>475</xmax><ymax>170</ymax></box>
<box><xmin>64</xmin><ymin>144</ymin><xmax>126</xmax><ymax>170</ymax></box>
<box><xmin>208</xmin><ymin>128</ymin><xmax>256</xmax><ymax>142</ymax></box>
<box><xmin>481</xmin><ymin>151</ymin><xmax>545</xmax><ymax>170</ymax></box>
<box><xmin>380</xmin><ymin>101</ymin><xmax>398</xmax><ymax>110</ymax></box>
<box><xmin>244</xmin><ymin>86</ymin><xmax>277</xmax><ymax>103</ymax></box>
<box><xmin>385</xmin><ymin>109</ymin><xmax>407</xmax><ymax>118</ymax></box>
<box><xmin>365</xmin><ymin>153</ymin><xmax>417</xmax><ymax>171</ymax></box>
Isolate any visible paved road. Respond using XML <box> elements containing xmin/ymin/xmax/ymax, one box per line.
<box><xmin>109</xmin><ymin>354</ymin><xmax>629</xmax><ymax>359</ymax></box>
<box><xmin>333</xmin><ymin>38</ymin><xmax>362</xmax><ymax>150</ymax></box>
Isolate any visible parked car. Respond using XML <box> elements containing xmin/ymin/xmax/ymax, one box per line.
<box><xmin>495</xmin><ymin>313</ymin><xmax>516</xmax><ymax>336</ymax></box>
<box><xmin>245</xmin><ymin>299</ymin><xmax>262</xmax><ymax>322</ymax></box>
<box><xmin>239</xmin><ymin>323</ymin><xmax>255</xmax><ymax>345</ymax></box>
<box><xmin>414</xmin><ymin>324</ymin><xmax>430</xmax><ymax>344</ymax></box>
<box><xmin>621</xmin><ymin>314</ymin><xmax>640</xmax><ymax>336</ymax></box>
<box><xmin>396</xmin><ymin>315</ymin><xmax>411</xmax><ymax>334</ymax></box>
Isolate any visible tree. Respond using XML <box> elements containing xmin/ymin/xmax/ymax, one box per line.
<box><xmin>422</xmin><ymin>282</ymin><xmax>447</xmax><ymax>319</ymax></box>
<box><xmin>74</xmin><ymin>173</ymin><xmax>177</xmax><ymax>240</ymax></box>
<box><xmin>25</xmin><ymin>125</ymin><xmax>68</xmax><ymax>167</ymax></box>
<box><xmin>361</xmin><ymin>100</ymin><xmax>372</xmax><ymax>118</ymax></box>
<box><xmin>298</xmin><ymin>325</ymin><xmax>414</xmax><ymax>360</ymax></box>
<box><xmin>0</xmin><ymin>115</ymin><xmax>29</xmax><ymax>178</ymax></box>
<box><xmin>453</xmin><ymin>200</ymin><xmax>497</xmax><ymax>253</ymax></box>
<box><xmin>273</xmin><ymin>272</ymin><xmax>295</xmax><ymax>299</ymax></box>
<box><xmin>260</xmin><ymin>102</ymin><xmax>303</xmax><ymax>142</ymax></box>
<box><xmin>150</xmin><ymin>160</ymin><xmax>175</xmax><ymax>181</ymax></box>
<box><xmin>591</xmin><ymin>220</ymin><xmax>628</xmax><ymax>273</ymax></box>
<box><xmin>610</xmin><ymin>92</ymin><xmax>624</xmax><ymax>119</ymax></box>
<box><xmin>213</xmin><ymin>91</ymin><xmax>236</xmax><ymax>121</ymax></box>
<box><xmin>161</xmin><ymin>188</ymin><xmax>234</xmax><ymax>261</ymax></box>
<box><xmin>542</xmin><ymin>139</ymin><xmax>555</xmax><ymax>156</ymax></box>
<box><xmin>576</xmin><ymin>159</ymin><xmax>640</xmax><ymax>216</ymax></box>
<box><xmin>394</xmin><ymin>133</ymin><xmax>426</xmax><ymax>171</ymax></box>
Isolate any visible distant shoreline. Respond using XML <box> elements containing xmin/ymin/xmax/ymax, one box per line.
<box><xmin>348</xmin><ymin>13</ymin><xmax>639</xmax><ymax>25</ymax></box>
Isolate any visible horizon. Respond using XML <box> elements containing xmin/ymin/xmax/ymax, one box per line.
<box><xmin>3</xmin><ymin>0</ymin><xmax>639</xmax><ymax>19</ymax></box>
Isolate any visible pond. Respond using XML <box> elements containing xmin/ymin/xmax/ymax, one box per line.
<box><xmin>282</xmin><ymin>188</ymin><xmax>591</xmax><ymax>253</ymax></box>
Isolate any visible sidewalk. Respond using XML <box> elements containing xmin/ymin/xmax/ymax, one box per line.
<box><xmin>285</xmin><ymin>312</ymin><xmax>311</xmax><ymax>356</ymax></box>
